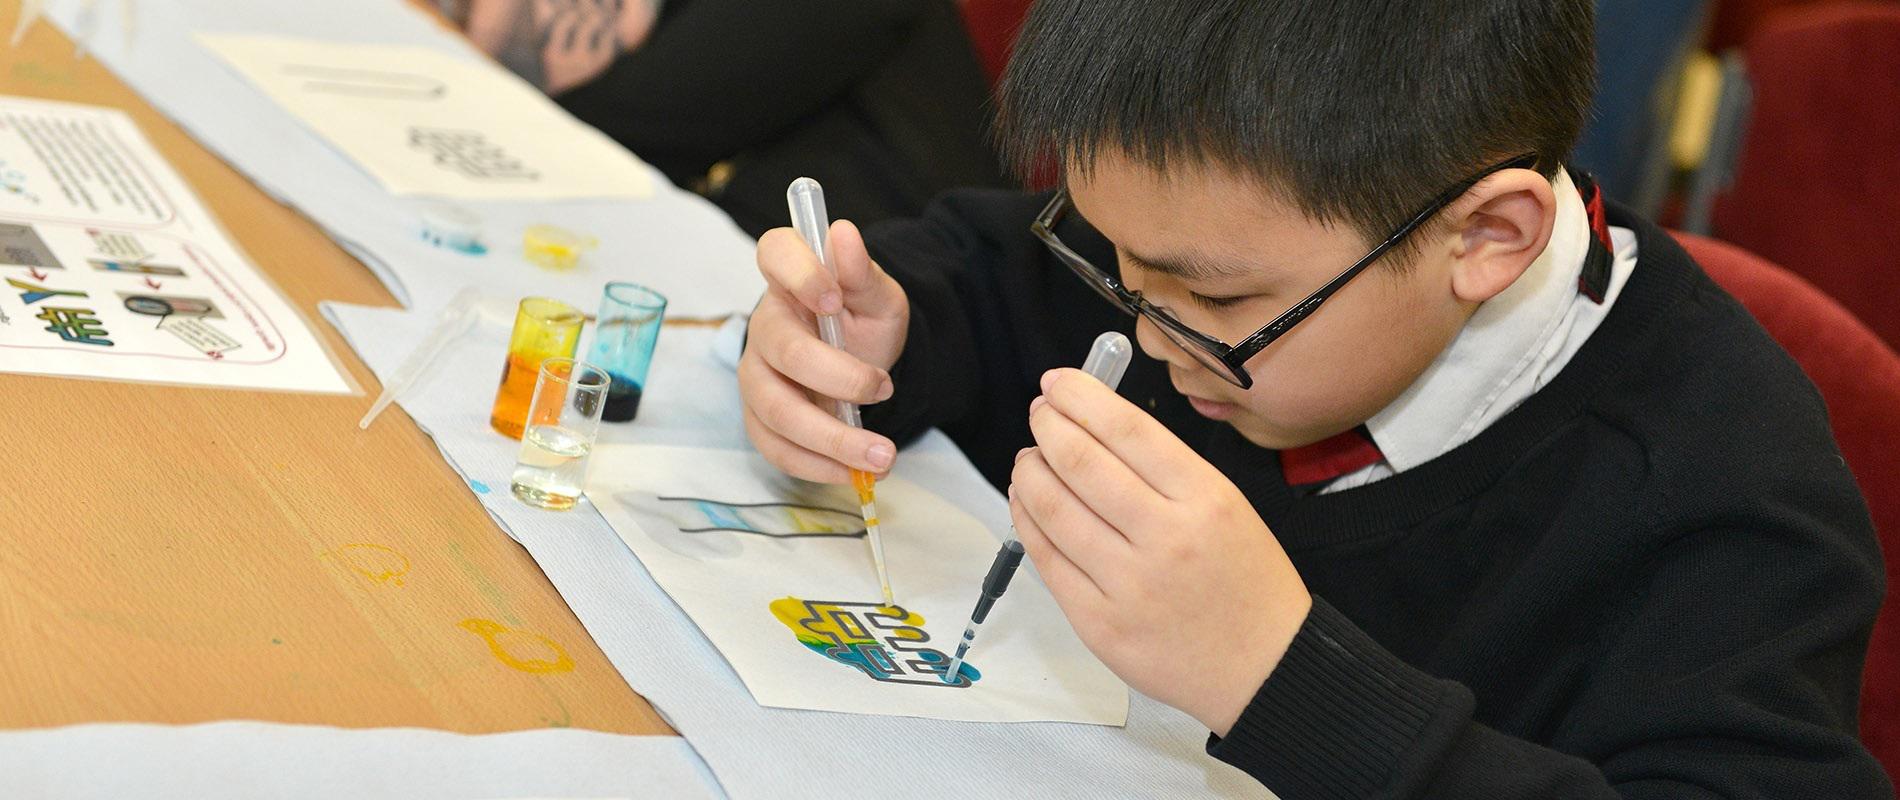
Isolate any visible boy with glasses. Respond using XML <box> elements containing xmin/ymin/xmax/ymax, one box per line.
<box><xmin>737</xmin><ymin>1</ymin><xmax>1889</xmax><ymax>795</ymax></box>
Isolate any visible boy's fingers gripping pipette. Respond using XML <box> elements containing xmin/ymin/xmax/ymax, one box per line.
<box><xmin>757</xmin><ymin>220</ymin><xmax>906</xmax><ymax>329</ymax></box>
<box><xmin>943</xmin><ymin>331</ymin><xmax>1134</xmax><ymax>683</ymax></box>
<box><xmin>739</xmin><ymin>201</ymin><xmax>908</xmax><ymax>485</ymax></box>
<box><xmin>787</xmin><ymin>177</ymin><xmax>897</xmax><ymax>608</ymax></box>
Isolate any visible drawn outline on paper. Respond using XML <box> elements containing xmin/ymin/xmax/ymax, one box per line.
<box><xmin>770</xmin><ymin>597</ymin><xmax>979</xmax><ymax>688</ymax></box>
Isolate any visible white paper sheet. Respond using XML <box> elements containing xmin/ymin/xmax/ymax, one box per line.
<box><xmin>196</xmin><ymin>34</ymin><xmax>652</xmax><ymax>201</ymax></box>
<box><xmin>0</xmin><ymin>721</ymin><xmax>724</xmax><ymax>799</ymax></box>
<box><xmin>320</xmin><ymin>300</ymin><xmax>1271</xmax><ymax>798</ymax></box>
<box><xmin>589</xmin><ymin>445</ymin><xmax>1129</xmax><ymax>725</ymax></box>
<box><xmin>0</xmin><ymin>94</ymin><xmax>351</xmax><ymax>393</ymax></box>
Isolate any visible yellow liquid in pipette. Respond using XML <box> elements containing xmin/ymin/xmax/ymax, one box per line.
<box><xmin>852</xmin><ymin>468</ymin><xmax>895</xmax><ymax>607</ymax></box>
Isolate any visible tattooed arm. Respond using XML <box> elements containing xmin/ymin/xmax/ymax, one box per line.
<box><xmin>460</xmin><ymin>0</ymin><xmax>663</xmax><ymax>94</ymax></box>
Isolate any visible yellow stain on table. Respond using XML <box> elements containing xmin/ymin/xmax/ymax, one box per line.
<box><xmin>322</xmin><ymin>543</ymin><xmax>411</xmax><ymax>586</ymax></box>
<box><xmin>458</xmin><ymin>618</ymin><xmax>575</xmax><ymax>674</ymax></box>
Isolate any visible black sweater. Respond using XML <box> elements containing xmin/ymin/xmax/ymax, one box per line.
<box><xmin>858</xmin><ymin>190</ymin><xmax>1892</xmax><ymax>798</ymax></box>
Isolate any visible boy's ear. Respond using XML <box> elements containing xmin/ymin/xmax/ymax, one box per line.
<box><xmin>1445</xmin><ymin>170</ymin><xmax>1558</xmax><ymax>304</ymax></box>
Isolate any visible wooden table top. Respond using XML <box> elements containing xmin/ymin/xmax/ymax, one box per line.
<box><xmin>0</xmin><ymin>1</ymin><xmax>672</xmax><ymax>736</ymax></box>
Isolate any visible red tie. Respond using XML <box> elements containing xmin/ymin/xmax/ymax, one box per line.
<box><xmin>1280</xmin><ymin>427</ymin><xmax>1385</xmax><ymax>486</ymax></box>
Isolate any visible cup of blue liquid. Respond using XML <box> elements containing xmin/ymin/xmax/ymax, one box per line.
<box><xmin>589</xmin><ymin>282</ymin><xmax>666</xmax><ymax>422</ymax></box>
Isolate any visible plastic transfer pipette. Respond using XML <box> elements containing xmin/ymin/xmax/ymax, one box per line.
<box><xmin>787</xmin><ymin>177</ymin><xmax>896</xmax><ymax>608</ymax></box>
<box><xmin>358</xmin><ymin>287</ymin><xmax>481</xmax><ymax>430</ymax></box>
<box><xmin>943</xmin><ymin>331</ymin><xmax>1134</xmax><ymax>683</ymax></box>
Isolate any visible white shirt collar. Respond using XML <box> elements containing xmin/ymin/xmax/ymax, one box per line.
<box><xmin>1360</xmin><ymin>168</ymin><xmax>1594</xmax><ymax>473</ymax></box>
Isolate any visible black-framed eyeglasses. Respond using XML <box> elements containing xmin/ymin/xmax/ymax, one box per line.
<box><xmin>1031</xmin><ymin>153</ymin><xmax>1540</xmax><ymax>389</ymax></box>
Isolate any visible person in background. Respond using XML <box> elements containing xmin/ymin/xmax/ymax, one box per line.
<box><xmin>444</xmin><ymin>0</ymin><xmax>1009</xmax><ymax>236</ymax></box>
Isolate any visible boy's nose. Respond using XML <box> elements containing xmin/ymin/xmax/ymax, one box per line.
<box><xmin>1133</xmin><ymin>315</ymin><xmax>1200</xmax><ymax>372</ymax></box>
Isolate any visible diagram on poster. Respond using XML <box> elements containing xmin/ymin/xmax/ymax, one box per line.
<box><xmin>196</xmin><ymin>34</ymin><xmax>653</xmax><ymax>201</ymax></box>
<box><xmin>0</xmin><ymin>95</ymin><xmax>352</xmax><ymax>393</ymax></box>
<box><xmin>588</xmin><ymin>445</ymin><xmax>1129</xmax><ymax>725</ymax></box>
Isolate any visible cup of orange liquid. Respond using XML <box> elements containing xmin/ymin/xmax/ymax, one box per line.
<box><xmin>489</xmin><ymin>297</ymin><xmax>583</xmax><ymax>439</ymax></box>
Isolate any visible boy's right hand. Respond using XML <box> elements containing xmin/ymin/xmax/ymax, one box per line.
<box><xmin>739</xmin><ymin>219</ymin><xmax>909</xmax><ymax>484</ymax></box>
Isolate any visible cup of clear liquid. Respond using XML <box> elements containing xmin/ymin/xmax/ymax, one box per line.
<box><xmin>510</xmin><ymin>358</ymin><xmax>610</xmax><ymax>511</ymax></box>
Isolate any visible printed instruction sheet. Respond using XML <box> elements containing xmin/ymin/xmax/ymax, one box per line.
<box><xmin>0</xmin><ymin>95</ymin><xmax>351</xmax><ymax>393</ymax></box>
<box><xmin>589</xmin><ymin>445</ymin><xmax>1130</xmax><ymax>726</ymax></box>
<box><xmin>197</xmin><ymin>34</ymin><xmax>654</xmax><ymax>200</ymax></box>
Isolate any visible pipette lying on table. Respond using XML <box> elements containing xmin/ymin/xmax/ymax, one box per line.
<box><xmin>787</xmin><ymin>177</ymin><xmax>897</xmax><ymax>608</ymax></box>
<box><xmin>942</xmin><ymin>331</ymin><xmax>1134</xmax><ymax>683</ymax></box>
<box><xmin>359</xmin><ymin>287</ymin><xmax>481</xmax><ymax>430</ymax></box>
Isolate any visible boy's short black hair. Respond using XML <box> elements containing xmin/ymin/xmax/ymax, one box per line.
<box><xmin>996</xmin><ymin>0</ymin><xmax>1596</xmax><ymax>249</ymax></box>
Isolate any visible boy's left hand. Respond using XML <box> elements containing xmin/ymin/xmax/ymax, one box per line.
<box><xmin>1010</xmin><ymin>368</ymin><xmax>1313</xmax><ymax>736</ymax></box>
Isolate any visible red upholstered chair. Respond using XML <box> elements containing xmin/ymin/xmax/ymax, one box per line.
<box><xmin>1672</xmin><ymin>231</ymin><xmax>1900</xmax><ymax>775</ymax></box>
<box><xmin>1709</xmin><ymin>4</ymin><xmax>1900</xmax><ymax>349</ymax></box>
<box><xmin>956</xmin><ymin>0</ymin><xmax>1034</xmax><ymax>85</ymax></box>
<box><xmin>1708</xmin><ymin>0</ymin><xmax>1900</xmax><ymax>50</ymax></box>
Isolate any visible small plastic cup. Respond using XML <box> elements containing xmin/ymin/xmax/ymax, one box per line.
<box><xmin>511</xmin><ymin>358</ymin><xmax>610</xmax><ymax>511</ymax></box>
<box><xmin>419</xmin><ymin>201</ymin><xmax>485</xmax><ymax>255</ymax></box>
<box><xmin>490</xmin><ymin>297</ymin><xmax>583</xmax><ymax>439</ymax></box>
<box><xmin>522</xmin><ymin>224</ymin><xmax>598</xmax><ymax>270</ymax></box>
<box><xmin>587</xmin><ymin>282</ymin><xmax>667</xmax><ymax>422</ymax></box>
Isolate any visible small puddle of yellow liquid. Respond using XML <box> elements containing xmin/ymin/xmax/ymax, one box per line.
<box><xmin>322</xmin><ymin>543</ymin><xmax>411</xmax><ymax>586</ymax></box>
<box><xmin>458</xmin><ymin>618</ymin><xmax>575</xmax><ymax>674</ymax></box>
